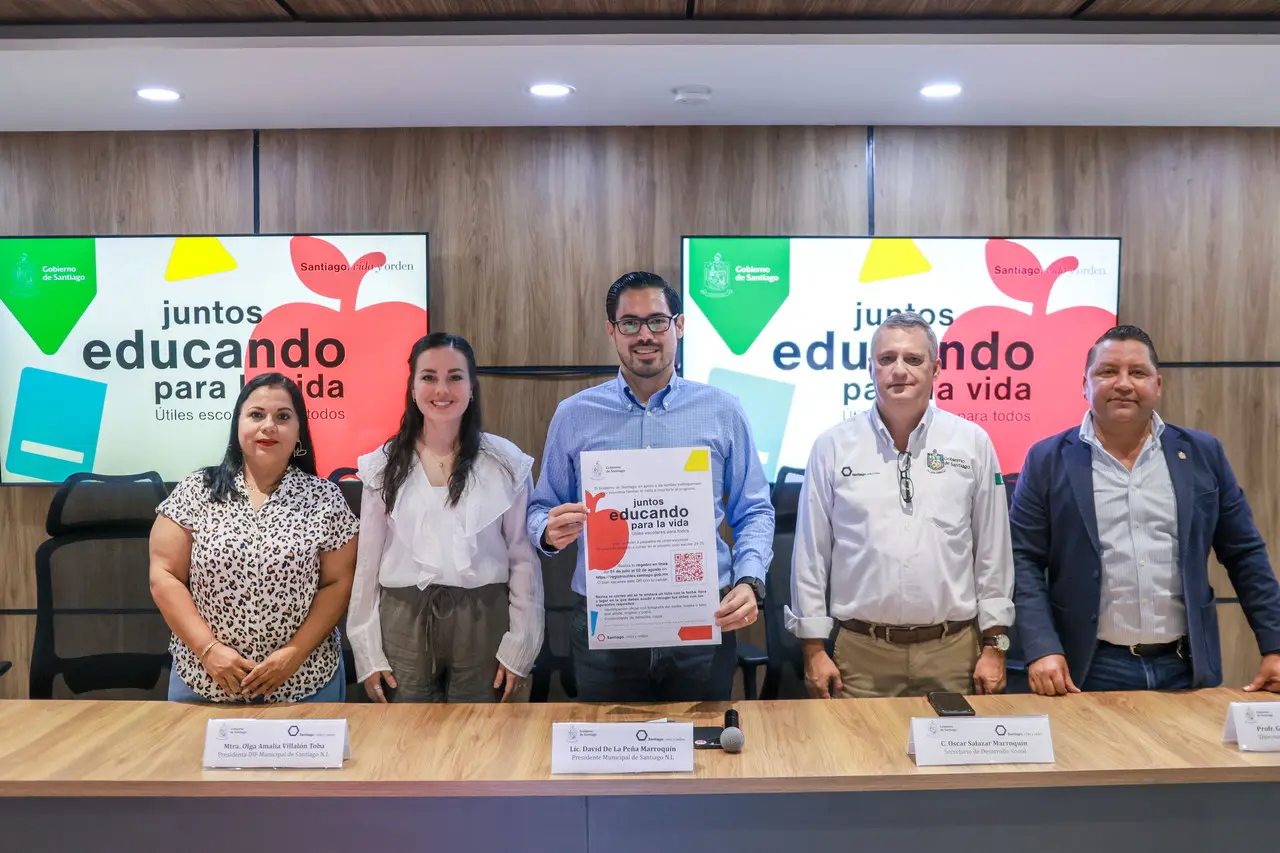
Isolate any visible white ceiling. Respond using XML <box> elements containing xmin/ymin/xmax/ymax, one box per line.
<box><xmin>2</xmin><ymin>30</ymin><xmax>1280</xmax><ymax>130</ymax></box>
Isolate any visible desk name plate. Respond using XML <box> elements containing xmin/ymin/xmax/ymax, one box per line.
<box><xmin>908</xmin><ymin>715</ymin><xmax>1055</xmax><ymax>766</ymax></box>
<box><xmin>1222</xmin><ymin>702</ymin><xmax>1280</xmax><ymax>752</ymax></box>
<box><xmin>551</xmin><ymin>722</ymin><xmax>694</xmax><ymax>774</ymax></box>
<box><xmin>202</xmin><ymin>718</ymin><xmax>351</xmax><ymax>769</ymax></box>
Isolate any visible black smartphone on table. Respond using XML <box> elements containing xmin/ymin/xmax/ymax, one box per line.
<box><xmin>693</xmin><ymin>726</ymin><xmax>724</xmax><ymax>749</ymax></box>
<box><xmin>927</xmin><ymin>691</ymin><xmax>976</xmax><ymax>717</ymax></box>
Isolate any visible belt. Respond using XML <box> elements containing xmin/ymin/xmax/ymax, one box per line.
<box><xmin>839</xmin><ymin>618</ymin><xmax>974</xmax><ymax>645</ymax></box>
<box><xmin>1101</xmin><ymin>638</ymin><xmax>1188</xmax><ymax>659</ymax></box>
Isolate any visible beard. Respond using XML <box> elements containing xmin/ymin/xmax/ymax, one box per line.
<box><xmin>622</xmin><ymin>346</ymin><xmax>671</xmax><ymax>378</ymax></box>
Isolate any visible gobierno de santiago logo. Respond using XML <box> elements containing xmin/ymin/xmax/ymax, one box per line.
<box><xmin>701</xmin><ymin>252</ymin><xmax>733</xmax><ymax>298</ymax></box>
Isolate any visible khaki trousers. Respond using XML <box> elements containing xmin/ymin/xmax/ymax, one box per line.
<box><xmin>379</xmin><ymin>583</ymin><xmax>529</xmax><ymax>703</ymax></box>
<box><xmin>833</xmin><ymin>623</ymin><xmax>980</xmax><ymax>698</ymax></box>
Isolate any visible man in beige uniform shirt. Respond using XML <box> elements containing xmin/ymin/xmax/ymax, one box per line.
<box><xmin>786</xmin><ymin>312</ymin><xmax>1015</xmax><ymax>698</ymax></box>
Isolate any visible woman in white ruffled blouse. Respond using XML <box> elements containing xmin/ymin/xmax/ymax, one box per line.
<box><xmin>348</xmin><ymin>333</ymin><xmax>544</xmax><ymax>703</ymax></box>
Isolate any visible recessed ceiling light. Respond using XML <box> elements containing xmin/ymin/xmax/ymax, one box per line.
<box><xmin>137</xmin><ymin>87</ymin><xmax>180</xmax><ymax>102</ymax></box>
<box><xmin>529</xmin><ymin>83</ymin><xmax>574</xmax><ymax>98</ymax></box>
<box><xmin>920</xmin><ymin>83</ymin><xmax>962</xmax><ymax>99</ymax></box>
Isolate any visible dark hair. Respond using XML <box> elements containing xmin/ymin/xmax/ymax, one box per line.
<box><xmin>204</xmin><ymin>372</ymin><xmax>317</xmax><ymax>504</ymax></box>
<box><xmin>379</xmin><ymin>333</ymin><xmax>501</xmax><ymax>510</ymax></box>
<box><xmin>605</xmin><ymin>271</ymin><xmax>682</xmax><ymax>322</ymax></box>
<box><xmin>1085</xmin><ymin>325</ymin><xmax>1160</xmax><ymax>372</ymax></box>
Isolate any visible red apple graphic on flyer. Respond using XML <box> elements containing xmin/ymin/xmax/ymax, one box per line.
<box><xmin>585</xmin><ymin>491</ymin><xmax>629</xmax><ymax>570</ymax></box>
<box><xmin>937</xmin><ymin>239</ymin><xmax>1116</xmax><ymax>475</ymax></box>
<box><xmin>246</xmin><ymin>236</ymin><xmax>428</xmax><ymax>476</ymax></box>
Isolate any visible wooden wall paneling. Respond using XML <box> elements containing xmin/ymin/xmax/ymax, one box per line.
<box><xmin>286</xmin><ymin>1</ymin><xmax>686</xmax><ymax>19</ymax></box>
<box><xmin>259</xmin><ymin>126</ymin><xmax>868</xmax><ymax>370</ymax></box>
<box><xmin>0</xmin><ymin>131</ymin><xmax>256</xmax><ymax>236</ymax></box>
<box><xmin>1217</xmin><ymin>603</ymin><xmax>1263</xmax><ymax>689</ymax></box>
<box><xmin>0</xmin><ymin>1</ymin><xmax>290</xmax><ymax>22</ymax></box>
<box><xmin>0</xmin><ymin>487</ymin><xmax>50</xmax><ymax>610</ymax></box>
<box><xmin>873</xmin><ymin>126</ymin><xmax>1280</xmax><ymax>363</ymax></box>
<box><xmin>694</xmin><ymin>1</ymin><xmax>1080</xmax><ymax>16</ymax></box>
<box><xmin>0</xmin><ymin>131</ymin><xmax>255</xmax><ymax>699</ymax></box>
<box><xmin>483</xmin><ymin>376</ymin><xmax>607</xmax><ymax>470</ymax></box>
<box><xmin>651</xmin><ymin>126</ymin><xmax>869</xmax><ymax>275</ymax></box>
<box><xmin>1081</xmin><ymin>1</ymin><xmax>1280</xmax><ymax>17</ymax></box>
<box><xmin>1159</xmin><ymin>368</ymin><xmax>1280</xmax><ymax>605</ymax></box>
<box><xmin>0</xmin><ymin>615</ymin><xmax>35</xmax><ymax>701</ymax></box>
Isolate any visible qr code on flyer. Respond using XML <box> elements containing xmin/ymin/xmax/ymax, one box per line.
<box><xmin>674</xmin><ymin>552</ymin><xmax>704</xmax><ymax>583</ymax></box>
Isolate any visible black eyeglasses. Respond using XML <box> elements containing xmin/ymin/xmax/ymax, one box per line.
<box><xmin>611</xmin><ymin>314</ymin><xmax>679</xmax><ymax>336</ymax></box>
<box><xmin>897</xmin><ymin>451</ymin><xmax>914</xmax><ymax>505</ymax></box>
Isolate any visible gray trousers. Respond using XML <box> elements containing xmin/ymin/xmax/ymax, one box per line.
<box><xmin>379</xmin><ymin>583</ymin><xmax>526</xmax><ymax>703</ymax></box>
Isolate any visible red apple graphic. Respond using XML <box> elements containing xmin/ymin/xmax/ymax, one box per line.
<box><xmin>585</xmin><ymin>491</ymin><xmax>630</xmax><ymax>571</ymax></box>
<box><xmin>937</xmin><ymin>239</ymin><xmax>1116</xmax><ymax>475</ymax></box>
<box><xmin>246</xmin><ymin>236</ymin><xmax>428</xmax><ymax>477</ymax></box>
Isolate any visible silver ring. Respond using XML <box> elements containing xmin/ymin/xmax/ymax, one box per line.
<box><xmin>374</xmin><ymin>685</ymin><xmax>383</xmax><ymax>692</ymax></box>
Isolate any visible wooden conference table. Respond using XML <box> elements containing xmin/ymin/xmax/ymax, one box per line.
<box><xmin>1</xmin><ymin>688</ymin><xmax>1278</xmax><ymax>852</ymax></box>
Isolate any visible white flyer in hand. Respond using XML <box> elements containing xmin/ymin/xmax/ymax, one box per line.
<box><xmin>580</xmin><ymin>447</ymin><xmax>720</xmax><ymax>650</ymax></box>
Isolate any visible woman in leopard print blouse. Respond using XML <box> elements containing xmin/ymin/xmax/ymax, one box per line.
<box><xmin>149</xmin><ymin>373</ymin><xmax>360</xmax><ymax>703</ymax></box>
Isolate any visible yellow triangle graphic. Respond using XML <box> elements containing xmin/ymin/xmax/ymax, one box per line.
<box><xmin>858</xmin><ymin>238</ymin><xmax>931</xmax><ymax>283</ymax></box>
<box><xmin>164</xmin><ymin>237</ymin><xmax>238</xmax><ymax>281</ymax></box>
<box><xmin>684</xmin><ymin>449</ymin><xmax>710</xmax><ymax>472</ymax></box>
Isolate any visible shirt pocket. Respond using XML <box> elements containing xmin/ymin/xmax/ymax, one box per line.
<box><xmin>926</xmin><ymin>469</ymin><xmax>975</xmax><ymax>533</ymax></box>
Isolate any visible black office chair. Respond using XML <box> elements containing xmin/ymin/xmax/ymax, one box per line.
<box><xmin>0</xmin><ymin>661</ymin><xmax>11</xmax><ymax>678</ymax></box>
<box><xmin>29</xmin><ymin>472</ymin><xmax>172</xmax><ymax>699</ymax></box>
<box><xmin>758</xmin><ymin>466</ymin><xmax>837</xmax><ymax>699</ymax></box>
<box><xmin>327</xmin><ymin>467</ymin><xmax>364</xmax><ymax>698</ymax></box>
<box><xmin>531</xmin><ymin>542</ymin><xmax>579</xmax><ymax>702</ymax></box>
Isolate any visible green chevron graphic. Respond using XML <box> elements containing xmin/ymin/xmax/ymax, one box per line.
<box><xmin>688</xmin><ymin>238</ymin><xmax>790</xmax><ymax>355</ymax></box>
<box><xmin>0</xmin><ymin>238</ymin><xmax>98</xmax><ymax>355</ymax></box>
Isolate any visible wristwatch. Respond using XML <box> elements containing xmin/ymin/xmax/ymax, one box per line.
<box><xmin>983</xmin><ymin>633</ymin><xmax>1011</xmax><ymax>652</ymax></box>
<box><xmin>735</xmin><ymin>577</ymin><xmax>766</xmax><ymax>607</ymax></box>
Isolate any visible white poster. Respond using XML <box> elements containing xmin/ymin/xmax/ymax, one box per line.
<box><xmin>580</xmin><ymin>446</ymin><xmax>720</xmax><ymax>650</ymax></box>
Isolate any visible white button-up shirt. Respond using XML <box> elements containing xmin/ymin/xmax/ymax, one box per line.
<box><xmin>786</xmin><ymin>405</ymin><xmax>1015</xmax><ymax>638</ymax></box>
<box><xmin>1079</xmin><ymin>411</ymin><xmax>1185</xmax><ymax>645</ymax></box>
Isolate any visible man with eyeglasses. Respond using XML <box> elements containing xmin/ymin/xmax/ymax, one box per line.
<box><xmin>786</xmin><ymin>312</ymin><xmax>1014</xmax><ymax>698</ymax></box>
<box><xmin>528</xmin><ymin>271</ymin><xmax>775</xmax><ymax>702</ymax></box>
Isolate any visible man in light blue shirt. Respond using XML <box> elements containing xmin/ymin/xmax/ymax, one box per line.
<box><xmin>528</xmin><ymin>271</ymin><xmax>775</xmax><ymax>703</ymax></box>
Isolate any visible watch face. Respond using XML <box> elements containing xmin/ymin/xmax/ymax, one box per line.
<box><xmin>996</xmin><ymin>635</ymin><xmax>1010</xmax><ymax>651</ymax></box>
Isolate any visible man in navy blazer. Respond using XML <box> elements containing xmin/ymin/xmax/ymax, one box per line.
<box><xmin>1011</xmin><ymin>325</ymin><xmax>1280</xmax><ymax>694</ymax></box>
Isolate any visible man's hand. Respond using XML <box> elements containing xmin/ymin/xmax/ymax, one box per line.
<box><xmin>802</xmin><ymin>640</ymin><xmax>843</xmax><ymax>699</ymax></box>
<box><xmin>1028</xmin><ymin>654</ymin><xmax>1080</xmax><ymax>696</ymax></box>
<box><xmin>972</xmin><ymin>647</ymin><xmax>1007</xmax><ymax>695</ymax></box>
<box><xmin>714</xmin><ymin>584</ymin><xmax>757</xmax><ymax>631</ymax></box>
<box><xmin>1244</xmin><ymin>653</ymin><xmax>1280</xmax><ymax>693</ymax></box>
<box><xmin>543</xmin><ymin>502</ymin><xmax>587</xmax><ymax>551</ymax></box>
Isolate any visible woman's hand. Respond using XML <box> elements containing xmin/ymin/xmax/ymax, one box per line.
<box><xmin>494</xmin><ymin>663</ymin><xmax>524</xmax><ymax>703</ymax></box>
<box><xmin>240</xmin><ymin>646</ymin><xmax>305</xmax><ymax>699</ymax></box>
<box><xmin>363</xmin><ymin>670</ymin><xmax>398</xmax><ymax>703</ymax></box>
<box><xmin>201</xmin><ymin>642</ymin><xmax>255</xmax><ymax>698</ymax></box>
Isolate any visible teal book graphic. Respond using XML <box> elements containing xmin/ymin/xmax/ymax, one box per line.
<box><xmin>707</xmin><ymin>368</ymin><xmax>795</xmax><ymax>482</ymax></box>
<box><xmin>5</xmin><ymin>368</ymin><xmax>108</xmax><ymax>482</ymax></box>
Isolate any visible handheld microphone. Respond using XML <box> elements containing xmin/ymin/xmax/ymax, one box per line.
<box><xmin>721</xmin><ymin>708</ymin><xmax>744</xmax><ymax>753</ymax></box>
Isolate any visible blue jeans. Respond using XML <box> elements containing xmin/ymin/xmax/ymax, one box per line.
<box><xmin>570</xmin><ymin>600</ymin><xmax>738</xmax><ymax>702</ymax></box>
<box><xmin>168</xmin><ymin>655</ymin><xmax>347</xmax><ymax>704</ymax></box>
<box><xmin>1082</xmin><ymin>642</ymin><xmax>1193</xmax><ymax>692</ymax></box>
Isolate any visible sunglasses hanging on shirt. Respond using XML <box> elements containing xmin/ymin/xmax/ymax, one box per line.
<box><xmin>897</xmin><ymin>451</ymin><xmax>914</xmax><ymax>505</ymax></box>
